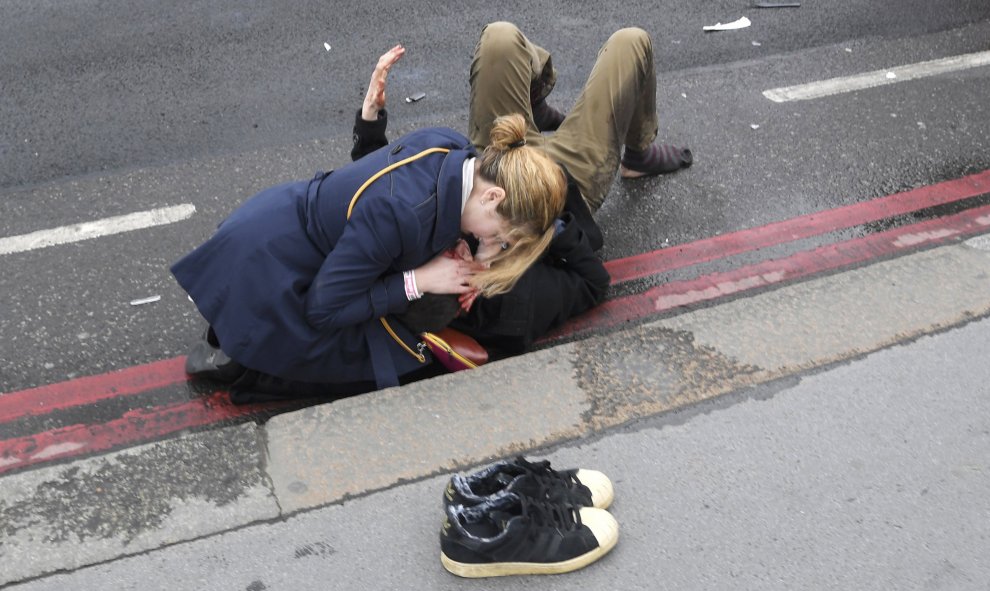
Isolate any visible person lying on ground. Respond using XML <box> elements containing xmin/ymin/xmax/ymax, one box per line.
<box><xmin>353</xmin><ymin>23</ymin><xmax>692</xmax><ymax>357</ymax></box>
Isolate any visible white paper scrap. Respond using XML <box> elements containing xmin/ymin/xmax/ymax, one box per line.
<box><xmin>130</xmin><ymin>295</ymin><xmax>161</xmax><ymax>306</ymax></box>
<box><xmin>751</xmin><ymin>124</ymin><xmax>760</xmax><ymax>130</ymax></box>
<box><xmin>703</xmin><ymin>16</ymin><xmax>751</xmax><ymax>32</ymax></box>
<box><xmin>323</xmin><ymin>42</ymin><xmax>331</xmax><ymax>52</ymax></box>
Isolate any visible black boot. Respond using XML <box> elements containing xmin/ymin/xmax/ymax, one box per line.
<box><xmin>184</xmin><ymin>338</ymin><xmax>245</xmax><ymax>383</ymax></box>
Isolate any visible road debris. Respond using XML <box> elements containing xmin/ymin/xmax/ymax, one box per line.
<box><xmin>703</xmin><ymin>17</ymin><xmax>751</xmax><ymax>32</ymax></box>
<box><xmin>754</xmin><ymin>2</ymin><xmax>801</xmax><ymax>7</ymax></box>
<box><xmin>405</xmin><ymin>92</ymin><xmax>427</xmax><ymax>103</ymax></box>
<box><xmin>129</xmin><ymin>295</ymin><xmax>161</xmax><ymax>306</ymax></box>
<box><xmin>323</xmin><ymin>42</ymin><xmax>331</xmax><ymax>52</ymax></box>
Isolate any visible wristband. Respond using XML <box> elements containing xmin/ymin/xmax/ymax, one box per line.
<box><xmin>403</xmin><ymin>270</ymin><xmax>422</xmax><ymax>301</ymax></box>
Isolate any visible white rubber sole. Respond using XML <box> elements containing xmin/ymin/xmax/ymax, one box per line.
<box><xmin>440</xmin><ymin>508</ymin><xmax>619</xmax><ymax>578</ymax></box>
<box><xmin>575</xmin><ymin>468</ymin><xmax>615</xmax><ymax>510</ymax></box>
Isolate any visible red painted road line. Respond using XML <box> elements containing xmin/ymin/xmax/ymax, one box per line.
<box><xmin>549</xmin><ymin>202</ymin><xmax>990</xmax><ymax>339</ymax></box>
<box><xmin>3</xmin><ymin>201</ymin><xmax>990</xmax><ymax>475</ymax></box>
<box><xmin>604</xmin><ymin>169</ymin><xmax>990</xmax><ymax>284</ymax></box>
<box><xmin>0</xmin><ymin>391</ymin><xmax>293</xmax><ymax>476</ymax></box>
<box><xmin>0</xmin><ymin>357</ymin><xmax>189</xmax><ymax>423</ymax></box>
<box><xmin>2</xmin><ymin>171</ymin><xmax>988</xmax><ymax>426</ymax></box>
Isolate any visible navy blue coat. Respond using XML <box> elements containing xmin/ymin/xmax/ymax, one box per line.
<box><xmin>171</xmin><ymin>127</ymin><xmax>476</xmax><ymax>387</ymax></box>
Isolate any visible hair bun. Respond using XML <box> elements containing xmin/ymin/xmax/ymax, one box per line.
<box><xmin>488</xmin><ymin>113</ymin><xmax>528</xmax><ymax>151</ymax></box>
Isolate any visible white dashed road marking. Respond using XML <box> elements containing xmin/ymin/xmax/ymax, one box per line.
<box><xmin>763</xmin><ymin>50</ymin><xmax>990</xmax><ymax>102</ymax></box>
<box><xmin>0</xmin><ymin>204</ymin><xmax>196</xmax><ymax>255</ymax></box>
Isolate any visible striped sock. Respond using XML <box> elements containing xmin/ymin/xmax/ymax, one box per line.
<box><xmin>621</xmin><ymin>144</ymin><xmax>693</xmax><ymax>175</ymax></box>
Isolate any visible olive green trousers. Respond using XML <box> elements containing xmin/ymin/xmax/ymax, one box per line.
<box><xmin>469</xmin><ymin>21</ymin><xmax>660</xmax><ymax>212</ymax></box>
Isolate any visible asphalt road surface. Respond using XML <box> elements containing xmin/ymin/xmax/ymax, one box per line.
<box><xmin>2</xmin><ymin>2</ymin><xmax>990</xmax><ymax>452</ymax></box>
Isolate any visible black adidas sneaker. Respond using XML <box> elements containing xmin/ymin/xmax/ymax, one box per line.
<box><xmin>440</xmin><ymin>492</ymin><xmax>619</xmax><ymax>577</ymax></box>
<box><xmin>443</xmin><ymin>456</ymin><xmax>613</xmax><ymax>510</ymax></box>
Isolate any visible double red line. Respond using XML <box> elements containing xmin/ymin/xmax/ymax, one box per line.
<box><xmin>2</xmin><ymin>170</ymin><xmax>990</xmax><ymax>475</ymax></box>
<box><xmin>557</xmin><ymin>170</ymin><xmax>990</xmax><ymax>337</ymax></box>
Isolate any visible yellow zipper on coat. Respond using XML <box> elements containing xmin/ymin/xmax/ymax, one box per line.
<box><xmin>346</xmin><ymin>147</ymin><xmax>452</xmax><ymax>364</ymax></box>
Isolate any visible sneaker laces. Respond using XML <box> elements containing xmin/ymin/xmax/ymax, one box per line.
<box><xmin>513</xmin><ymin>456</ymin><xmax>586</xmax><ymax>497</ymax></box>
<box><xmin>518</xmin><ymin>495</ymin><xmax>583</xmax><ymax>537</ymax></box>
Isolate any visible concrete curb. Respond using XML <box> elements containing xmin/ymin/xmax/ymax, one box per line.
<box><xmin>0</xmin><ymin>424</ymin><xmax>276</xmax><ymax>586</ymax></box>
<box><xmin>266</xmin><ymin>344</ymin><xmax>587</xmax><ymax>513</ymax></box>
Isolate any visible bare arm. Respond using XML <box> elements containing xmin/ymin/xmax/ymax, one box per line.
<box><xmin>361</xmin><ymin>44</ymin><xmax>405</xmax><ymax>121</ymax></box>
<box><xmin>351</xmin><ymin>45</ymin><xmax>405</xmax><ymax>160</ymax></box>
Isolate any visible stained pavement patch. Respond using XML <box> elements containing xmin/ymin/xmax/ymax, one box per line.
<box><xmin>293</xmin><ymin>541</ymin><xmax>336</xmax><ymax>559</ymax></box>
<box><xmin>0</xmin><ymin>424</ymin><xmax>277</xmax><ymax>586</ymax></box>
<box><xmin>575</xmin><ymin>326</ymin><xmax>765</xmax><ymax>429</ymax></box>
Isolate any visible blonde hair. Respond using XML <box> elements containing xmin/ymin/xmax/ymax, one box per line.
<box><xmin>471</xmin><ymin>114</ymin><xmax>567</xmax><ymax>296</ymax></box>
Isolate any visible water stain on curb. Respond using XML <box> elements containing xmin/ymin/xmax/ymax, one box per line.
<box><xmin>574</xmin><ymin>326</ymin><xmax>764</xmax><ymax>429</ymax></box>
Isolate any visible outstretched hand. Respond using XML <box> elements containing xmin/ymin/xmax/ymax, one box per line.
<box><xmin>362</xmin><ymin>44</ymin><xmax>405</xmax><ymax>121</ymax></box>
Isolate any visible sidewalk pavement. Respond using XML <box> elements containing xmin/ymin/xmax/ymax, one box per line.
<box><xmin>14</xmin><ymin>287</ymin><xmax>990</xmax><ymax>591</ymax></box>
<box><xmin>3</xmin><ymin>234</ymin><xmax>990</xmax><ymax>587</ymax></box>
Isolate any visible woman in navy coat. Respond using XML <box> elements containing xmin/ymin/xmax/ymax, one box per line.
<box><xmin>349</xmin><ymin>45</ymin><xmax>611</xmax><ymax>360</ymax></box>
<box><xmin>172</xmin><ymin>105</ymin><xmax>566</xmax><ymax>392</ymax></box>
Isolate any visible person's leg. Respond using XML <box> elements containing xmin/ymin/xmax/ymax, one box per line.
<box><xmin>469</xmin><ymin>21</ymin><xmax>560</xmax><ymax>149</ymax></box>
<box><xmin>228</xmin><ymin>370</ymin><xmax>376</xmax><ymax>404</ymax></box>
<box><xmin>547</xmin><ymin>28</ymin><xmax>690</xmax><ymax>212</ymax></box>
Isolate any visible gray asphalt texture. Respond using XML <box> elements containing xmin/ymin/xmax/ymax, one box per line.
<box><xmin>2</xmin><ymin>0</ymin><xmax>988</xmax><ymax>190</ymax></box>
<box><xmin>3</xmin><ymin>2</ymin><xmax>990</xmax><ymax>393</ymax></box>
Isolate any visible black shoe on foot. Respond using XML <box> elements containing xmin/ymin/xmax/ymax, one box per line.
<box><xmin>184</xmin><ymin>339</ymin><xmax>245</xmax><ymax>382</ymax></box>
<box><xmin>620</xmin><ymin>143</ymin><xmax>693</xmax><ymax>178</ymax></box>
<box><xmin>440</xmin><ymin>493</ymin><xmax>619</xmax><ymax>578</ymax></box>
<box><xmin>444</xmin><ymin>456</ymin><xmax>613</xmax><ymax>510</ymax></box>
<box><xmin>532</xmin><ymin>99</ymin><xmax>566</xmax><ymax>132</ymax></box>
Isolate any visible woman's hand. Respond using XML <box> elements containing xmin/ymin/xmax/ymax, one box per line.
<box><xmin>457</xmin><ymin>288</ymin><xmax>481</xmax><ymax>313</ymax></box>
<box><xmin>362</xmin><ymin>44</ymin><xmax>405</xmax><ymax>122</ymax></box>
<box><xmin>414</xmin><ymin>250</ymin><xmax>483</xmax><ymax>295</ymax></box>
<box><xmin>450</xmin><ymin>239</ymin><xmax>481</xmax><ymax>311</ymax></box>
